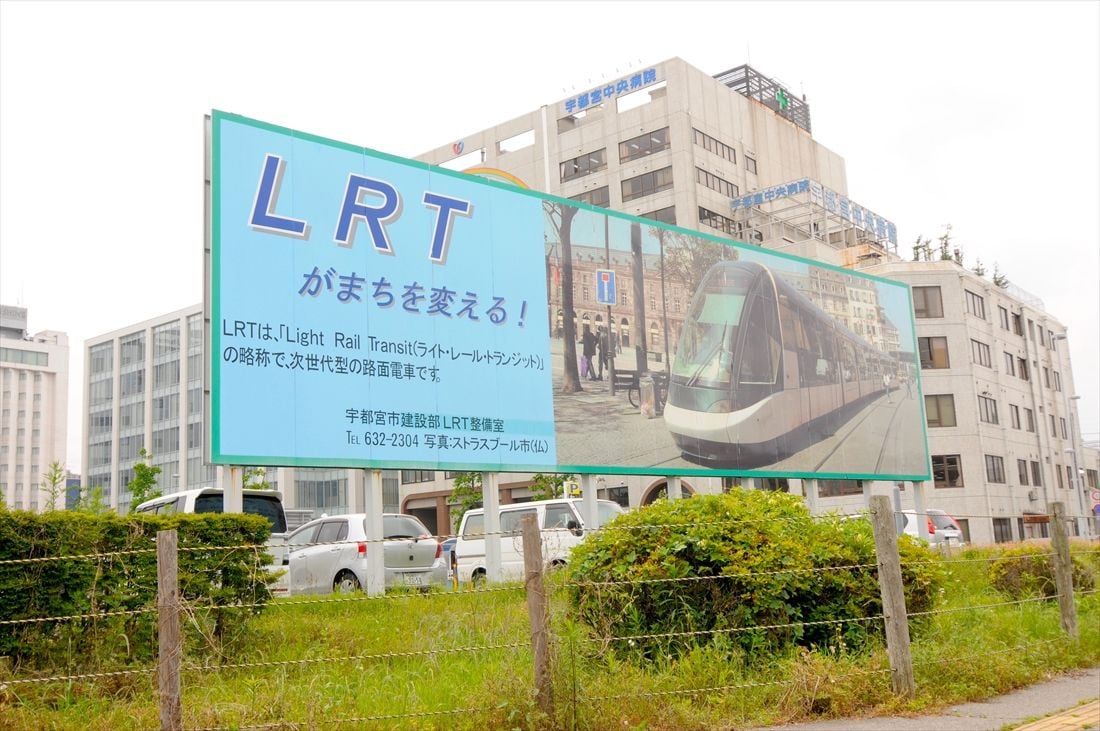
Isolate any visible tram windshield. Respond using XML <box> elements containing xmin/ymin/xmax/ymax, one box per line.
<box><xmin>672</xmin><ymin>291</ymin><xmax>745</xmax><ymax>387</ymax></box>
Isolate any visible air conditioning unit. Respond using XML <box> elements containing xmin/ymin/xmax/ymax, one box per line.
<box><xmin>1027</xmin><ymin>489</ymin><xmax>1039</xmax><ymax>501</ymax></box>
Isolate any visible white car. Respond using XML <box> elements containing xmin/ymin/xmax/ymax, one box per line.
<box><xmin>901</xmin><ymin>509</ymin><xmax>965</xmax><ymax>545</ymax></box>
<box><xmin>285</xmin><ymin>513</ymin><xmax>446</xmax><ymax>594</ymax></box>
<box><xmin>454</xmin><ymin>498</ymin><xmax>624</xmax><ymax>585</ymax></box>
<box><xmin>135</xmin><ymin>487</ymin><xmax>290</xmax><ymax>595</ymax></box>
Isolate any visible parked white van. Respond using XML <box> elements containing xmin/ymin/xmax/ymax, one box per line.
<box><xmin>453</xmin><ymin>498</ymin><xmax>623</xmax><ymax>585</ymax></box>
<box><xmin>135</xmin><ymin>487</ymin><xmax>290</xmax><ymax>594</ymax></box>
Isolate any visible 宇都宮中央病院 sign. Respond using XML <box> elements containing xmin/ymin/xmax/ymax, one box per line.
<box><xmin>207</xmin><ymin>111</ymin><xmax>931</xmax><ymax>481</ymax></box>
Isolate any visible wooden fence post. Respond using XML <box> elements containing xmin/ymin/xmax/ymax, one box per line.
<box><xmin>522</xmin><ymin>515</ymin><xmax>553</xmax><ymax>718</ymax></box>
<box><xmin>869</xmin><ymin>495</ymin><xmax>915</xmax><ymax>697</ymax></box>
<box><xmin>1049</xmin><ymin>502</ymin><xmax>1078</xmax><ymax>638</ymax></box>
<box><xmin>157</xmin><ymin>529</ymin><xmax>182</xmax><ymax>731</ymax></box>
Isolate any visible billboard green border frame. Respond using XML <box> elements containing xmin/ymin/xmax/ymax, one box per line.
<box><xmin>207</xmin><ymin>110</ymin><xmax>933</xmax><ymax>482</ymax></box>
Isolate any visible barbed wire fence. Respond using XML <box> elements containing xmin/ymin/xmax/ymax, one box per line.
<box><xmin>0</xmin><ymin>499</ymin><xmax>1094</xmax><ymax>729</ymax></box>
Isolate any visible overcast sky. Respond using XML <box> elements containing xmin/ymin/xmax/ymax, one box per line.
<box><xmin>2</xmin><ymin>1</ymin><xmax>1097</xmax><ymax>472</ymax></box>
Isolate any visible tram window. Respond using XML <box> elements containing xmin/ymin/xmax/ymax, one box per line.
<box><xmin>738</xmin><ymin>295</ymin><xmax>780</xmax><ymax>385</ymax></box>
<box><xmin>671</xmin><ymin>292</ymin><xmax>744</xmax><ymax>386</ymax></box>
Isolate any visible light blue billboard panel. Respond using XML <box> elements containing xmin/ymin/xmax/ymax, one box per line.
<box><xmin>211</xmin><ymin>112</ymin><xmax>554</xmax><ymax>471</ymax></box>
<box><xmin>209</xmin><ymin>111</ymin><xmax>931</xmax><ymax>480</ymax></box>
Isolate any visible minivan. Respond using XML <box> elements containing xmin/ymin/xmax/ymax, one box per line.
<box><xmin>453</xmin><ymin>498</ymin><xmax>623</xmax><ymax>585</ymax></box>
<box><xmin>135</xmin><ymin>487</ymin><xmax>290</xmax><ymax>594</ymax></box>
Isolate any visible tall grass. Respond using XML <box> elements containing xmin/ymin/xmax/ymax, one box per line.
<box><xmin>0</xmin><ymin>547</ymin><xmax>1097</xmax><ymax>730</ymax></box>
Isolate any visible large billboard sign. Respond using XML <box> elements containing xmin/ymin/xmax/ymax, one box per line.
<box><xmin>208</xmin><ymin>111</ymin><xmax>931</xmax><ymax>480</ymax></box>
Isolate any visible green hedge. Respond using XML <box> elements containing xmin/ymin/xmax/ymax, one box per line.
<box><xmin>0</xmin><ymin>510</ymin><xmax>277</xmax><ymax>670</ymax></box>
<box><xmin>567</xmin><ymin>491</ymin><xmax>944</xmax><ymax>660</ymax></box>
<box><xmin>989</xmin><ymin>541</ymin><xmax>1097</xmax><ymax>599</ymax></box>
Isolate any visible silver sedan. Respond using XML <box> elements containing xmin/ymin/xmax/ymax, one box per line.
<box><xmin>285</xmin><ymin>513</ymin><xmax>446</xmax><ymax>594</ymax></box>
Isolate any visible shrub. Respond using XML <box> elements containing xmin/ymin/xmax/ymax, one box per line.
<box><xmin>0</xmin><ymin>510</ymin><xmax>276</xmax><ymax>670</ymax></box>
<box><xmin>989</xmin><ymin>542</ymin><xmax>1097</xmax><ymax>599</ymax></box>
<box><xmin>567</xmin><ymin>491</ymin><xmax>944</xmax><ymax>661</ymax></box>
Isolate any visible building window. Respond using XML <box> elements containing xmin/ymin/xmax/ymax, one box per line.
<box><xmin>925</xmin><ymin>394</ymin><xmax>956</xmax><ymax>427</ymax></box>
<box><xmin>998</xmin><ymin>306</ymin><xmax>1010</xmax><ymax>330</ymax></box>
<box><xmin>817</xmin><ymin>479</ymin><xmax>863</xmax><ymax>497</ymax></box>
<box><xmin>1055</xmin><ymin>465</ymin><xmax>1064</xmax><ymax>489</ymax></box>
<box><xmin>1066</xmin><ymin>465</ymin><xmax>1074</xmax><ymax>489</ymax></box>
<box><xmin>698</xmin><ymin>207</ymin><xmax>740</xmax><ymax>237</ymax></box>
<box><xmin>90</xmin><ymin>343</ymin><xmax>113</xmax><ymax>374</ymax></box>
<box><xmin>400</xmin><ymin>470</ymin><xmax>434</xmax><ymax>484</ymax></box>
<box><xmin>695</xmin><ymin>167</ymin><xmax>738</xmax><ymax>198</ymax></box>
<box><xmin>912</xmin><ymin>286</ymin><xmax>943</xmax><ymax>318</ymax></box>
<box><xmin>932</xmin><ymin>455</ymin><xmax>963</xmax><ymax>488</ymax></box>
<box><xmin>964</xmin><ymin>290</ymin><xmax>986</xmax><ymax>320</ymax></box>
<box><xmin>621</xmin><ymin>166</ymin><xmax>673</xmax><ymax>202</ymax></box>
<box><xmin>745</xmin><ymin>155</ymin><xmax>757</xmax><ymax>174</ymax></box>
<box><xmin>992</xmin><ymin>518</ymin><xmax>1012</xmax><ymax>544</ymax></box>
<box><xmin>1003</xmin><ymin>352</ymin><xmax>1015</xmax><ymax>376</ymax></box>
<box><xmin>560</xmin><ymin>148</ymin><xmax>607</xmax><ymax>182</ymax></box>
<box><xmin>641</xmin><ymin>206</ymin><xmax>676</xmax><ymax>224</ymax></box>
<box><xmin>1037</xmin><ymin>327</ymin><xmax>1046</xmax><ymax>347</ymax></box>
<box><xmin>1009</xmin><ymin>404</ymin><xmax>1021</xmax><ymax>429</ymax></box>
<box><xmin>1024</xmin><ymin>407</ymin><xmax>1035</xmax><ymax>432</ymax></box>
<box><xmin>1017</xmin><ymin>459</ymin><xmax>1029</xmax><ymax>485</ymax></box>
<box><xmin>985</xmin><ymin>455</ymin><xmax>1006</xmax><ymax>483</ymax></box>
<box><xmin>1017</xmin><ymin>357</ymin><xmax>1029</xmax><ymax>381</ymax></box>
<box><xmin>120</xmin><ymin>333</ymin><xmax>145</xmax><ymax>367</ymax></box>
<box><xmin>0</xmin><ymin>348</ymin><xmax>48</xmax><ymax>367</ymax></box>
<box><xmin>918</xmin><ymin>336</ymin><xmax>949</xmax><ymax>369</ymax></box>
<box><xmin>1050</xmin><ymin>414</ymin><xmax>1057</xmax><ymax>437</ymax></box>
<box><xmin>569</xmin><ymin>186</ymin><xmax>610</xmax><ymax>208</ymax></box>
<box><xmin>1012</xmin><ymin>313</ymin><xmax>1023</xmax><ymax>335</ymax></box>
<box><xmin>1031</xmin><ymin>461</ymin><xmax>1042</xmax><ymax>486</ymax></box>
<box><xmin>619</xmin><ymin>127</ymin><xmax>670</xmax><ymax>162</ymax></box>
<box><xmin>970</xmin><ymin>339</ymin><xmax>991</xmax><ymax>368</ymax></box>
<box><xmin>1042</xmin><ymin>366</ymin><xmax>1051</xmax><ymax>388</ymax></box>
<box><xmin>692</xmin><ymin>128</ymin><xmax>736</xmax><ymax>163</ymax></box>
<box><xmin>153</xmin><ymin>322</ymin><xmax>180</xmax><ymax>358</ymax></box>
<box><xmin>978</xmin><ymin>395</ymin><xmax>998</xmax><ymax>424</ymax></box>
<box><xmin>1052</xmin><ymin>371</ymin><xmax>1062</xmax><ymax>392</ymax></box>
<box><xmin>1059</xmin><ymin>417</ymin><xmax>1068</xmax><ymax>440</ymax></box>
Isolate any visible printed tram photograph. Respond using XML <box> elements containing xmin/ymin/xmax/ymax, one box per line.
<box><xmin>543</xmin><ymin>199</ymin><xmax>928</xmax><ymax>476</ymax></box>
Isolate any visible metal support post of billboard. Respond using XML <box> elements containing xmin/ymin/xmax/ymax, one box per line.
<box><xmin>667</xmin><ymin>476</ymin><xmax>682</xmax><ymax>500</ymax></box>
<box><xmin>911</xmin><ymin>481</ymin><xmax>929</xmax><ymax>542</ymax></box>
<box><xmin>581</xmin><ymin>474</ymin><xmax>598</xmax><ymax>534</ymax></box>
<box><xmin>363</xmin><ymin>469</ymin><xmax>385</xmax><ymax>597</ymax></box>
<box><xmin>224</xmin><ymin>467</ymin><xmax>243</xmax><ymax>514</ymax></box>
<box><xmin>277</xmin><ymin>468</ymin><xmax>297</xmax><ymax>508</ymax></box>
<box><xmin>802</xmin><ymin>479</ymin><xmax>817</xmax><ymax>514</ymax></box>
<box><xmin>482</xmin><ymin>472</ymin><xmax>501</xmax><ymax>582</ymax></box>
<box><xmin>348</xmin><ymin>470</ymin><xmax>365</xmax><ymax>514</ymax></box>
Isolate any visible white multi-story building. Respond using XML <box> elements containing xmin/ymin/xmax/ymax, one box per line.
<box><xmin>863</xmin><ymin>261</ymin><xmax>1092</xmax><ymax>543</ymax></box>
<box><xmin>83</xmin><ymin>305</ymin><xmax>405</xmax><ymax>521</ymax></box>
<box><xmin>1</xmin><ymin>305</ymin><xmax>69</xmax><ymax>511</ymax></box>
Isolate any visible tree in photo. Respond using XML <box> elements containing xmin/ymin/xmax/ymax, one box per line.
<box><xmin>544</xmin><ymin>200</ymin><xmax>582</xmax><ymax>393</ymax></box>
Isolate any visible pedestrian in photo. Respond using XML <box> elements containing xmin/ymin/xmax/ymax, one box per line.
<box><xmin>581</xmin><ymin>324</ymin><xmax>598</xmax><ymax>381</ymax></box>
